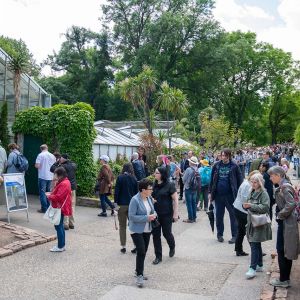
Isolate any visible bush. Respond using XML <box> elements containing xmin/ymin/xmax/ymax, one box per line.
<box><xmin>0</xmin><ymin>102</ymin><xmax>9</xmax><ymax>150</ymax></box>
<box><xmin>13</xmin><ymin>102</ymin><xmax>96</xmax><ymax>196</ymax></box>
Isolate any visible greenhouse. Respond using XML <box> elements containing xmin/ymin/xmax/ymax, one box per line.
<box><xmin>0</xmin><ymin>47</ymin><xmax>51</xmax><ymax>128</ymax></box>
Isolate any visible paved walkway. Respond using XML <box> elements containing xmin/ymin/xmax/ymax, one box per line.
<box><xmin>0</xmin><ymin>195</ymin><xmax>275</xmax><ymax>300</ymax></box>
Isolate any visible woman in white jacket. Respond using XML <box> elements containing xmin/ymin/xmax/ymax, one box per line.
<box><xmin>233</xmin><ymin>170</ymin><xmax>259</xmax><ymax>256</ymax></box>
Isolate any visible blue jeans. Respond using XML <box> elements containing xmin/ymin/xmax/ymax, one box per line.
<box><xmin>38</xmin><ymin>178</ymin><xmax>52</xmax><ymax>212</ymax></box>
<box><xmin>54</xmin><ymin>214</ymin><xmax>65</xmax><ymax>249</ymax></box>
<box><xmin>100</xmin><ymin>194</ymin><xmax>114</xmax><ymax>213</ymax></box>
<box><xmin>250</xmin><ymin>242</ymin><xmax>263</xmax><ymax>270</ymax></box>
<box><xmin>185</xmin><ymin>189</ymin><xmax>197</xmax><ymax>221</ymax></box>
<box><xmin>215</xmin><ymin>194</ymin><xmax>237</xmax><ymax>238</ymax></box>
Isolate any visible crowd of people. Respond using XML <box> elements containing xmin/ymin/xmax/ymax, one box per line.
<box><xmin>0</xmin><ymin>141</ymin><xmax>299</xmax><ymax>289</ymax></box>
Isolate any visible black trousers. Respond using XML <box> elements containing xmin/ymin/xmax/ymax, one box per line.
<box><xmin>152</xmin><ymin>214</ymin><xmax>175</xmax><ymax>260</ymax></box>
<box><xmin>234</xmin><ymin>208</ymin><xmax>247</xmax><ymax>253</ymax></box>
<box><xmin>277</xmin><ymin>220</ymin><xmax>293</xmax><ymax>281</ymax></box>
<box><xmin>179</xmin><ymin>176</ymin><xmax>184</xmax><ymax>199</ymax></box>
<box><xmin>131</xmin><ymin>232</ymin><xmax>151</xmax><ymax>276</ymax></box>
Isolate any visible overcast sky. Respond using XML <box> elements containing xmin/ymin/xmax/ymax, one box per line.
<box><xmin>1</xmin><ymin>0</ymin><xmax>299</xmax><ymax>72</ymax></box>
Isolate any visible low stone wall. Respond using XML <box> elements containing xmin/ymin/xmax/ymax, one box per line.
<box><xmin>77</xmin><ymin>196</ymin><xmax>115</xmax><ymax>209</ymax></box>
<box><xmin>0</xmin><ymin>221</ymin><xmax>56</xmax><ymax>259</ymax></box>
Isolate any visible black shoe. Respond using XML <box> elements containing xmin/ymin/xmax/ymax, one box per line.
<box><xmin>131</xmin><ymin>248</ymin><xmax>137</xmax><ymax>254</ymax></box>
<box><xmin>228</xmin><ymin>237</ymin><xmax>236</xmax><ymax>244</ymax></box>
<box><xmin>69</xmin><ymin>225</ymin><xmax>74</xmax><ymax>229</ymax></box>
<box><xmin>120</xmin><ymin>248</ymin><xmax>126</xmax><ymax>254</ymax></box>
<box><xmin>236</xmin><ymin>251</ymin><xmax>249</xmax><ymax>256</ymax></box>
<box><xmin>262</xmin><ymin>252</ymin><xmax>267</xmax><ymax>256</ymax></box>
<box><xmin>217</xmin><ymin>236</ymin><xmax>224</xmax><ymax>243</ymax></box>
<box><xmin>152</xmin><ymin>257</ymin><xmax>162</xmax><ymax>265</ymax></box>
<box><xmin>111</xmin><ymin>209</ymin><xmax>115</xmax><ymax>216</ymax></box>
<box><xmin>169</xmin><ymin>248</ymin><xmax>175</xmax><ymax>258</ymax></box>
<box><xmin>98</xmin><ymin>212</ymin><xmax>107</xmax><ymax>217</ymax></box>
<box><xmin>37</xmin><ymin>209</ymin><xmax>45</xmax><ymax>213</ymax></box>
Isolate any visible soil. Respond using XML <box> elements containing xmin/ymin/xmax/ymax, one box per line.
<box><xmin>0</xmin><ymin>227</ymin><xmax>18</xmax><ymax>248</ymax></box>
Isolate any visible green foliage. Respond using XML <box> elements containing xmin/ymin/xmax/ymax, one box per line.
<box><xmin>109</xmin><ymin>161</ymin><xmax>123</xmax><ymax>178</ymax></box>
<box><xmin>0</xmin><ymin>102</ymin><xmax>9</xmax><ymax>150</ymax></box>
<box><xmin>13</xmin><ymin>103</ymin><xmax>96</xmax><ymax>196</ymax></box>
<box><xmin>171</xmin><ymin>144</ymin><xmax>202</xmax><ymax>161</ymax></box>
<box><xmin>294</xmin><ymin>124</ymin><xmax>300</xmax><ymax>145</ymax></box>
<box><xmin>200</xmin><ymin>115</ymin><xmax>241</xmax><ymax>151</ymax></box>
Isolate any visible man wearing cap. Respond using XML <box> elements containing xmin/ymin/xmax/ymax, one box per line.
<box><xmin>50</xmin><ymin>153</ymin><xmax>77</xmax><ymax>230</ymax></box>
<box><xmin>182</xmin><ymin>156</ymin><xmax>201</xmax><ymax>223</ymax></box>
<box><xmin>209</xmin><ymin>148</ymin><xmax>243</xmax><ymax>243</ymax></box>
<box><xmin>35</xmin><ymin>144</ymin><xmax>56</xmax><ymax>213</ymax></box>
<box><xmin>97</xmin><ymin>155</ymin><xmax>115</xmax><ymax>217</ymax></box>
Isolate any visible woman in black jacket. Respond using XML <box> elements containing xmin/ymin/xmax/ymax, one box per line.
<box><xmin>259</xmin><ymin>161</ymin><xmax>275</xmax><ymax>220</ymax></box>
<box><xmin>151</xmin><ymin>166</ymin><xmax>179</xmax><ymax>265</ymax></box>
<box><xmin>114</xmin><ymin>163</ymin><xmax>138</xmax><ymax>253</ymax></box>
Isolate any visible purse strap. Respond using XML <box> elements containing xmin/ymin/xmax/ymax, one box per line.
<box><xmin>60</xmin><ymin>193</ymin><xmax>69</xmax><ymax>209</ymax></box>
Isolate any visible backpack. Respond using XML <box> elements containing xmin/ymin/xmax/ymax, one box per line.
<box><xmin>281</xmin><ymin>184</ymin><xmax>300</xmax><ymax>223</ymax></box>
<box><xmin>15</xmin><ymin>153</ymin><xmax>29</xmax><ymax>172</ymax></box>
<box><xmin>199</xmin><ymin>166</ymin><xmax>212</xmax><ymax>187</ymax></box>
<box><xmin>189</xmin><ymin>168</ymin><xmax>201</xmax><ymax>192</ymax></box>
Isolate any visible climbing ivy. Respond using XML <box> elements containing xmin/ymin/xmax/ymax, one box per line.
<box><xmin>13</xmin><ymin>102</ymin><xmax>97</xmax><ymax>196</ymax></box>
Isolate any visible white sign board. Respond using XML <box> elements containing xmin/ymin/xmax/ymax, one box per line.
<box><xmin>3</xmin><ymin>173</ymin><xmax>29</xmax><ymax>222</ymax></box>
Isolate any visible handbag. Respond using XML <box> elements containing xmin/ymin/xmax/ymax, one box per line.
<box><xmin>147</xmin><ymin>197</ymin><xmax>160</xmax><ymax>229</ymax></box>
<box><xmin>249</xmin><ymin>211</ymin><xmax>271</xmax><ymax>227</ymax></box>
<box><xmin>43</xmin><ymin>197</ymin><xmax>68</xmax><ymax>226</ymax></box>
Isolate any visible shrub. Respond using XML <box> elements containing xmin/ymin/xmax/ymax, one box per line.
<box><xmin>13</xmin><ymin>102</ymin><xmax>96</xmax><ymax>196</ymax></box>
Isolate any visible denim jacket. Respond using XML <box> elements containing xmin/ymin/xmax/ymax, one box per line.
<box><xmin>128</xmin><ymin>192</ymin><xmax>155</xmax><ymax>234</ymax></box>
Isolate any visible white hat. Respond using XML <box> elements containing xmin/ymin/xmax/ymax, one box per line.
<box><xmin>188</xmin><ymin>156</ymin><xmax>199</xmax><ymax>165</ymax></box>
<box><xmin>100</xmin><ymin>155</ymin><xmax>110</xmax><ymax>163</ymax></box>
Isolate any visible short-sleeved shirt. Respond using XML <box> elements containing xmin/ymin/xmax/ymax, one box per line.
<box><xmin>152</xmin><ymin>181</ymin><xmax>177</xmax><ymax>216</ymax></box>
<box><xmin>35</xmin><ymin>151</ymin><xmax>56</xmax><ymax>180</ymax></box>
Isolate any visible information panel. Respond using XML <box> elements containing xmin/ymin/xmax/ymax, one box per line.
<box><xmin>3</xmin><ymin>173</ymin><xmax>29</xmax><ymax>222</ymax></box>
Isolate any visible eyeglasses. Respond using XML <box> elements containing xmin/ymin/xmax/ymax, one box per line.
<box><xmin>146</xmin><ymin>188</ymin><xmax>153</xmax><ymax>191</ymax></box>
<box><xmin>154</xmin><ymin>172</ymin><xmax>160</xmax><ymax>174</ymax></box>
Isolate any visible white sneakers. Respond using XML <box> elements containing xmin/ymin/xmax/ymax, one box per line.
<box><xmin>256</xmin><ymin>265</ymin><xmax>264</xmax><ymax>272</ymax></box>
<box><xmin>245</xmin><ymin>268</ymin><xmax>256</xmax><ymax>279</ymax></box>
<box><xmin>50</xmin><ymin>246</ymin><xmax>66</xmax><ymax>252</ymax></box>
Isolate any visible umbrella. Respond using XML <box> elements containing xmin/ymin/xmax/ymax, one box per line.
<box><xmin>206</xmin><ymin>203</ymin><xmax>215</xmax><ymax>233</ymax></box>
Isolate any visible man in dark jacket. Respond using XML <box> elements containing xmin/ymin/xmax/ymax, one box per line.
<box><xmin>209</xmin><ymin>149</ymin><xmax>243</xmax><ymax>243</ymax></box>
<box><xmin>131</xmin><ymin>152</ymin><xmax>146</xmax><ymax>181</ymax></box>
<box><xmin>50</xmin><ymin>153</ymin><xmax>77</xmax><ymax>230</ymax></box>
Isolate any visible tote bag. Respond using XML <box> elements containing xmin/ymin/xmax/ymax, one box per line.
<box><xmin>43</xmin><ymin>197</ymin><xmax>67</xmax><ymax>226</ymax></box>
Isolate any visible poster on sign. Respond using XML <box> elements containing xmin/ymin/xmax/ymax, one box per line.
<box><xmin>3</xmin><ymin>173</ymin><xmax>29</xmax><ymax>222</ymax></box>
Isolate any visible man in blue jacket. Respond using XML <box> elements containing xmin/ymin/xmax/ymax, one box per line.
<box><xmin>209</xmin><ymin>148</ymin><xmax>243</xmax><ymax>243</ymax></box>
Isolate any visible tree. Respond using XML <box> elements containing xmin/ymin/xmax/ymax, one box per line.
<box><xmin>101</xmin><ymin>0</ymin><xmax>217</xmax><ymax>77</ymax></box>
<box><xmin>200</xmin><ymin>114</ymin><xmax>241</xmax><ymax>150</ymax></box>
<box><xmin>118</xmin><ymin>66</ymin><xmax>188</xmax><ymax>135</ymax></box>
<box><xmin>0</xmin><ymin>102</ymin><xmax>9</xmax><ymax>150</ymax></box>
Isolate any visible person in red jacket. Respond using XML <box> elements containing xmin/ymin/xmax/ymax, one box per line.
<box><xmin>46</xmin><ymin>167</ymin><xmax>72</xmax><ymax>252</ymax></box>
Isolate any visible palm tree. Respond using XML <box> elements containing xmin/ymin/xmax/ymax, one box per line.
<box><xmin>157</xmin><ymin>82</ymin><xmax>188</xmax><ymax>152</ymax></box>
<box><xmin>9</xmin><ymin>51</ymin><xmax>29</xmax><ymax>114</ymax></box>
<box><xmin>119</xmin><ymin>65</ymin><xmax>157</xmax><ymax>135</ymax></box>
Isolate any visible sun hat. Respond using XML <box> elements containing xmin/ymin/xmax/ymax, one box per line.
<box><xmin>188</xmin><ymin>156</ymin><xmax>199</xmax><ymax>165</ymax></box>
<box><xmin>200</xmin><ymin>159</ymin><xmax>209</xmax><ymax>167</ymax></box>
<box><xmin>100</xmin><ymin>155</ymin><xmax>110</xmax><ymax>163</ymax></box>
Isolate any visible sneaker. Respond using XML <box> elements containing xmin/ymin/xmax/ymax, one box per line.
<box><xmin>134</xmin><ymin>272</ymin><xmax>148</xmax><ymax>280</ymax></box>
<box><xmin>50</xmin><ymin>246</ymin><xmax>65</xmax><ymax>252</ymax></box>
<box><xmin>270</xmin><ymin>278</ymin><xmax>289</xmax><ymax>288</ymax></box>
<box><xmin>98</xmin><ymin>212</ymin><xmax>107</xmax><ymax>217</ymax></box>
<box><xmin>152</xmin><ymin>257</ymin><xmax>162</xmax><ymax>265</ymax></box>
<box><xmin>245</xmin><ymin>268</ymin><xmax>256</xmax><ymax>279</ymax></box>
<box><xmin>256</xmin><ymin>266</ymin><xmax>264</xmax><ymax>272</ymax></box>
<box><xmin>120</xmin><ymin>248</ymin><xmax>126</xmax><ymax>254</ymax></box>
<box><xmin>217</xmin><ymin>236</ymin><xmax>224</xmax><ymax>243</ymax></box>
<box><xmin>131</xmin><ymin>248</ymin><xmax>137</xmax><ymax>254</ymax></box>
<box><xmin>228</xmin><ymin>237</ymin><xmax>236</xmax><ymax>244</ymax></box>
<box><xmin>136</xmin><ymin>275</ymin><xmax>144</xmax><ymax>288</ymax></box>
<box><xmin>69</xmin><ymin>224</ymin><xmax>74</xmax><ymax>229</ymax></box>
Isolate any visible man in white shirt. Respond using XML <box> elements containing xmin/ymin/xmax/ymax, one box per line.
<box><xmin>35</xmin><ymin>144</ymin><xmax>56</xmax><ymax>213</ymax></box>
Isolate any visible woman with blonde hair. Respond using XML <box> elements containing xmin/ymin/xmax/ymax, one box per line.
<box><xmin>243</xmin><ymin>173</ymin><xmax>272</xmax><ymax>279</ymax></box>
<box><xmin>233</xmin><ymin>170</ymin><xmax>259</xmax><ymax>256</ymax></box>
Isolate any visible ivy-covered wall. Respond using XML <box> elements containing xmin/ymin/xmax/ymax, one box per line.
<box><xmin>13</xmin><ymin>102</ymin><xmax>97</xmax><ymax>196</ymax></box>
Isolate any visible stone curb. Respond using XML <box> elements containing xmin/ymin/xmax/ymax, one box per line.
<box><xmin>0</xmin><ymin>221</ymin><xmax>56</xmax><ymax>259</ymax></box>
<box><xmin>260</xmin><ymin>253</ymin><xmax>289</xmax><ymax>300</ymax></box>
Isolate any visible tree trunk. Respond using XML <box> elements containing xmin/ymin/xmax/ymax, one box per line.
<box><xmin>14</xmin><ymin>71</ymin><xmax>21</xmax><ymax>114</ymax></box>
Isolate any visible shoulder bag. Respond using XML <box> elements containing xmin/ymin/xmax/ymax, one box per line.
<box><xmin>43</xmin><ymin>197</ymin><xmax>68</xmax><ymax>226</ymax></box>
<box><xmin>248</xmin><ymin>210</ymin><xmax>271</xmax><ymax>227</ymax></box>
